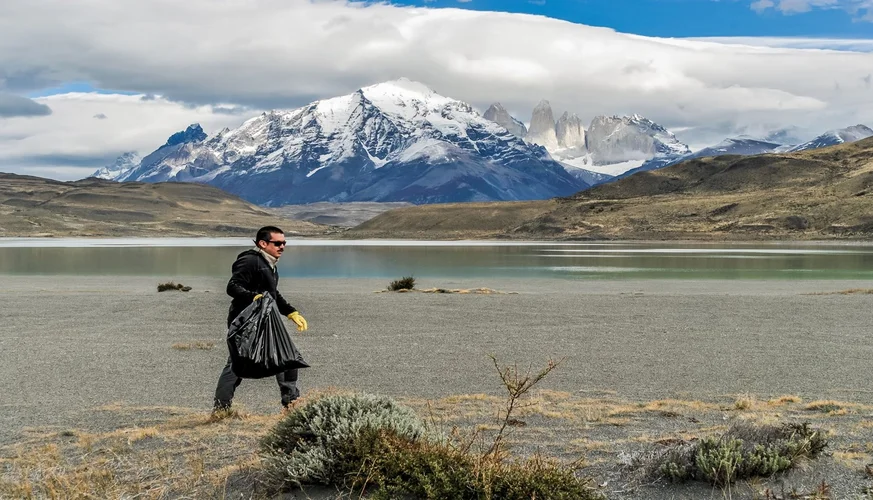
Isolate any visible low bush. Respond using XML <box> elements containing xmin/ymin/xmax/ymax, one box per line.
<box><xmin>157</xmin><ymin>282</ymin><xmax>192</xmax><ymax>292</ymax></box>
<box><xmin>261</xmin><ymin>393</ymin><xmax>602</xmax><ymax>499</ymax></box>
<box><xmin>260</xmin><ymin>393</ymin><xmax>430</xmax><ymax>487</ymax></box>
<box><xmin>643</xmin><ymin>422</ymin><xmax>827</xmax><ymax>486</ymax></box>
<box><xmin>387</xmin><ymin>276</ymin><xmax>416</xmax><ymax>291</ymax></box>
<box><xmin>361</xmin><ymin>433</ymin><xmax>596</xmax><ymax>500</ymax></box>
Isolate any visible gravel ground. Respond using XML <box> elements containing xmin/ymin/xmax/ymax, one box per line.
<box><xmin>2</xmin><ymin>275</ymin><xmax>872</xmax><ymax>446</ymax></box>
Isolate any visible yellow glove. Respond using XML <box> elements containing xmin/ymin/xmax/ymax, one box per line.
<box><xmin>253</xmin><ymin>294</ymin><xmax>263</xmax><ymax>301</ymax></box>
<box><xmin>288</xmin><ymin>311</ymin><xmax>308</xmax><ymax>332</ymax></box>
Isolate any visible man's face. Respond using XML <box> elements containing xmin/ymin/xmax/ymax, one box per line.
<box><xmin>258</xmin><ymin>231</ymin><xmax>286</xmax><ymax>259</ymax></box>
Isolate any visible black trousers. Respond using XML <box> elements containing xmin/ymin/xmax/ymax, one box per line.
<box><xmin>213</xmin><ymin>356</ymin><xmax>299</xmax><ymax>409</ymax></box>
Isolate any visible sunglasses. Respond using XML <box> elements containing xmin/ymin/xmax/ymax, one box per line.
<box><xmin>266</xmin><ymin>240</ymin><xmax>287</xmax><ymax>247</ymax></box>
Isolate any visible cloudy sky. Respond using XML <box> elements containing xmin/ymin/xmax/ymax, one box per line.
<box><xmin>1</xmin><ymin>0</ymin><xmax>872</xmax><ymax>180</ymax></box>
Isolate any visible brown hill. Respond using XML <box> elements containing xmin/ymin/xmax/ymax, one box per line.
<box><xmin>0</xmin><ymin>174</ymin><xmax>327</xmax><ymax>237</ymax></box>
<box><xmin>349</xmin><ymin>137</ymin><xmax>873</xmax><ymax>240</ymax></box>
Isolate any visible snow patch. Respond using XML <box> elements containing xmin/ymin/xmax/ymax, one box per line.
<box><xmin>563</xmin><ymin>157</ymin><xmax>645</xmax><ymax>176</ymax></box>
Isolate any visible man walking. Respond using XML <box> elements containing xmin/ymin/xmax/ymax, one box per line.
<box><xmin>213</xmin><ymin>226</ymin><xmax>308</xmax><ymax>412</ymax></box>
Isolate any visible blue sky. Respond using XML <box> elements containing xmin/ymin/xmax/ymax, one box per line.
<box><xmin>389</xmin><ymin>0</ymin><xmax>873</xmax><ymax>38</ymax></box>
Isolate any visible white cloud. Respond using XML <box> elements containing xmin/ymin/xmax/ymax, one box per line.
<box><xmin>693</xmin><ymin>36</ymin><xmax>873</xmax><ymax>52</ymax></box>
<box><xmin>0</xmin><ymin>93</ymin><xmax>259</xmax><ymax>179</ymax></box>
<box><xmin>749</xmin><ymin>0</ymin><xmax>873</xmax><ymax>18</ymax></box>
<box><xmin>751</xmin><ymin>0</ymin><xmax>777</xmax><ymax>12</ymax></box>
<box><xmin>0</xmin><ymin>0</ymin><xmax>872</xmax><ymax>178</ymax></box>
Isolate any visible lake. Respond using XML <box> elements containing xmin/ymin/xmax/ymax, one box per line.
<box><xmin>1</xmin><ymin>238</ymin><xmax>873</xmax><ymax>280</ymax></box>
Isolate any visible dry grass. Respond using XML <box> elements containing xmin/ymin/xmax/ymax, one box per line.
<box><xmin>172</xmin><ymin>341</ymin><xmax>216</xmax><ymax>350</ymax></box>
<box><xmin>833</xmin><ymin>450</ymin><xmax>872</xmax><ymax>469</ymax></box>
<box><xmin>805</xmin><ymin>400</ymin><xmax>853</xmax><ymax>414</ymax></box>
<box><xmin>734</xmin><ymin>393</ymin><xmax>757</xmax><ymax>410</ymax></box>
<box><xmin>769</xmin><ymin>395</ymin><xmax>803</xmax><ymax>405</ymax></box>
<box><xmin>2</xmin><ymin>390</ymin><xmax>872</xmax><ymax>498</ymax></box>
<box><xmin>0</xmin><ymin>407</ymin><xmax>277</xmax><ymax>499</ymax></box>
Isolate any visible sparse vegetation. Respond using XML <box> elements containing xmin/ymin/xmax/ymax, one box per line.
<box><xmin>158</xmin><ymin>281</ymin><xmax>192</xmax><ymax>292</ymax></box>
<box><xmin>387</xmin><ymin>275</ymin><xmax>416</xmax><ymax>291</ymax></box>
<box><xmin>260</xmin><ymin>358</ymin><xmax>601</xmax><ymax>499</ymax></box>
<box><xmin>3</xmin><ymin>389</ymin><xmax>868</xmax><ymax>499</ymax></box>
<box><xmin>806</xmin><ymin>400</ymin><xmax>845</xmax><ymax>413</ymax></box>
<box><xmin>637</xmin><ymin>422</ymin><xmax>827</xmax><ymax>486</ymax></box>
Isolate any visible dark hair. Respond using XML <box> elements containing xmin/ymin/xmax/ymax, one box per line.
<box><xmin>255</xmin><ymin>226</ymin><xmax>284</xmax><ymax>244</ymax></box>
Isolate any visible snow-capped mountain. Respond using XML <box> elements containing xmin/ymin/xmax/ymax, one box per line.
<box><xmin>787</xmin><ymin>125</ymin><xmax>873</xmax><ymax>153</ymax></box>
<box><xmin>615</xmin><ymin>125</ymin><xmax>872</xmax><ymax>180</ymax></box>
<box><xmin>760</xmin><ymin>127</ymin><xmax>806</xmax><ymax>147</ymax></box>
<box><xmin>689</xmin><ymin>137</ymin><xmax>782</xmax><ymax>159</ymax></box>
<box><xmin>117</xmin><ymin>124</ymin><xmax>208</xmax><ymax>183</ymax></box>
<box><xmin>614</xmin><ymin>137</ymin><xmax>781</xmax><ymax>180</ymax></box>
<box><xmin>108</xmin><ymin>79</ymin><xmax>587</xmax><ymax>204</ymax></box>
<box><xmin>92</xmin><ymin>152</ymin><xmax>141</xmax><ymax>180</ymax></box>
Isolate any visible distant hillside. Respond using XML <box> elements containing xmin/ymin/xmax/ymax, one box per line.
<box><xmin>0</xmin><ymin>174</ymin><xmax>327</xmax><ymax>237</ymax></box>
<box><xmin>273</xmin><ymin>202</ymin><xmax>414</xmax><ymax>228</ymax></box>
<box><xmin>349</xmin><ymin>137</ymin><xmax>873</xmax><ymax>240</ymax></box>
<box><xmin>350</xmin><ymin>200</ymin><xmax>557</xmax><ymax>239</ymax></box>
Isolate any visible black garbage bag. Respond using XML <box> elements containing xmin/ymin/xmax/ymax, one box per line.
<box><xmin>227</xmin><ymin>293</ymin><xmax>309</xmax><ymax>379</ymax></box>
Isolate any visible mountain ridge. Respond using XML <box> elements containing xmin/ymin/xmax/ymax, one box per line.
<box><xmin>347</xmin><ymin>136</ymin><xmax>873</xmax><ymax>240</ymax></box>
<box><xmin>103</xmin><ymin>79</ymin><xmax>590</xmax><ymax>205</ymax></box>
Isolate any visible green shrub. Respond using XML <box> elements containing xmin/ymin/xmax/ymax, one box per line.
<box><xmin>261</xmin><ymin>393</ymin><xmax>603</xmax><ymax>499</ymax></box>
<box><xmin>387</xmin><ymin>276</ymin><xmax>416</xmax><ymax>291</ymax></box>
<box><xmin>260</xmin><ymin>393</ymin><xmax>431</xmax><ymax>487</ymax></box>
<box><xmin>360</xmin><ymin>433</ymin><xmax>598</xmax><ymax>500</ymax></box>
<box><xmin>658</xmin><ymin>447</ymin><xmax>695</xmax><ymax>482</ymax></box>
<box><xmin>642</xmin><ymin>422</ymin><xmax>827</xmax><ymax>486</ymax></box>
<box><xmin>695</xmin><ymin>437</ymin><xmax>745</xmax><ymax>486</ymax></box>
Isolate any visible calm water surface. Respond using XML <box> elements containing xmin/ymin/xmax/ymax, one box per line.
<box><xmin>1</xmin><ymin>238</ymin><xmax>872</xmax><ymax>280</ymax></box>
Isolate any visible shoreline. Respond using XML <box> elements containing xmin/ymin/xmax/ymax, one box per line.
<box><xmin>3</xmin><ymin>236</ymin><xmax>873</xmax><ymax>246</ymax></box>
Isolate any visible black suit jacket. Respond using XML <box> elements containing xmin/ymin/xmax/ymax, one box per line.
<box><xmin>226</xmin><ymin>249</ymin><xmax>296</xmax><ymax>326</ymax></box>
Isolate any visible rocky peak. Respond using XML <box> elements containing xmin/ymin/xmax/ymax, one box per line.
<box><xmin>161</xmin><ymin>124</ymin><xmax>207</xmax><ymax>150</ymax></box>
<box><xmin>586</xmin><ymin>114</ymin><xmax>689</xmax><ymax>165</ymax></box>
<box><xmin>555</xmin><ymin>112</ymin><xmax>586</xmax><ymax>151</ymax></box>
<box><xmin>525</xmin><ymin>100</ymin><xmax>558</xmax><ymax>151</ymax></box>
<box><xmin>483</xmin><ymin>103</ymin><xmax>527</xmax><ymax>138</ymax></box>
